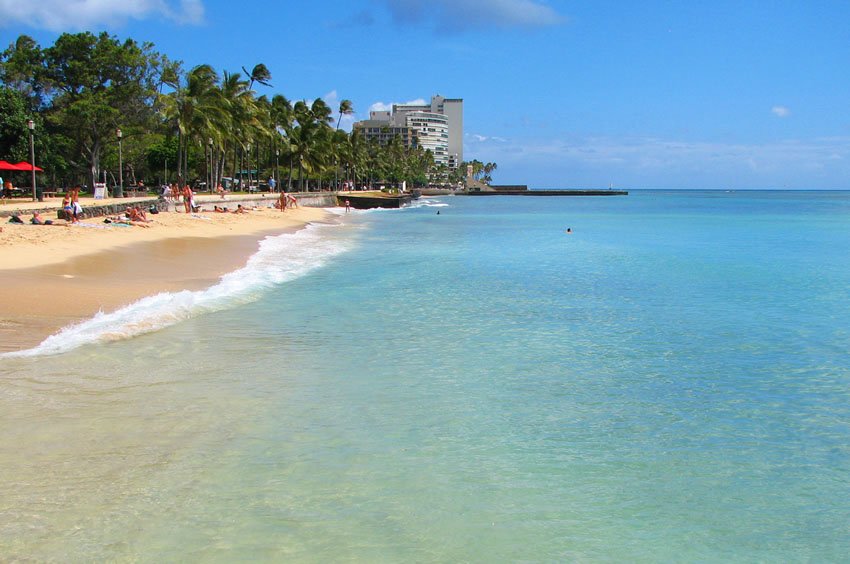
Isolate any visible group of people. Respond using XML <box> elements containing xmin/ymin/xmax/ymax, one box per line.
<box><xmin>212</xmin><ymin>204</ymin><xmax>249</xmax><ymax>214</ymax></box>
<box><xmin>160</xmin><ymin>183</ymin><xmax>198</xmax><ymax>213</ymax></box>
<box><xmin>7</xmin><ymin>212</ymin><xmax>56</xmax><ymax>225</ymax></box>
<box><xmin>103</xmin><ymin>205</ymin><xmax>153</xmax><ymax>227</ymax></box>
<box><xmin>61</xmin><ymin>185</ymin><xmax>83</xmax><ymax>223</ymax></box>
<box><xmin>275</xmin><ymin>191</ymin><xmax>297</xmax><ymax>211</ymax></box>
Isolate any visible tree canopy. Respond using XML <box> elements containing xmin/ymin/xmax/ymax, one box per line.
<box><xmin>0</xmin><ymin>32</ymin><xmax>490</xmax><ymax>191</ymax></box>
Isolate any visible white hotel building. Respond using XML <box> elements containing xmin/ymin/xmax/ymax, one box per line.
<box><xmin>353</xmin><ymin>95</ymin><xmax>463</xmax><ymax>168</ymax></box>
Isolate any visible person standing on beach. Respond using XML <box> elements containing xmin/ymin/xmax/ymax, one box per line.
<box><xmin>183</xmin><ymin>184</ymin><xmax>193</xmax><ymax>213</ymax></box>
<box><xmin>69</xmin><ymin>185</ymin><xmax>83</xmax><ymax>222</ymax></box>
<box><xmin>345</xmin><ymin>200</ymin><xmax>351</xmax><ymax>213</ymax></box>
<box><xmin>278</xmin><ymin>191</ymin><xmax>287</xmax><ymax>212</ymax></box>
<box><xmin>268</xmin><ymin>176</ymin><xmax>276</xmax><ymax>193</ymax></box>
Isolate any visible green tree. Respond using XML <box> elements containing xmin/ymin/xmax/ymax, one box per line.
<box><xmin>0</xmin><ymin>35</ymin><xmax>47</xmax><ymax>110</ymax></box>
<box><xmin>41</xmin><ymin>32</ymin><xmax>162</xmax><ymax>187</ymax></box>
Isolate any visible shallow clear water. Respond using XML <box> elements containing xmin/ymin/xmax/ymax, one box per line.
<box><xmin>2</xmin><ymin>191</ymin><xmax>849</xmax><ymax>561</ymax></box>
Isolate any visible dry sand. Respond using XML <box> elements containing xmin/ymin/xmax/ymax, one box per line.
<box><xmin>0</xmin><ymin>196</ymin><xmax>334</xmax><ymax>352</ymax></box>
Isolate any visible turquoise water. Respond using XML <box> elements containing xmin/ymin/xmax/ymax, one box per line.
<box><xmin>2</xmin><ymin>191</ymin><xmax>850</xmax><ymax>560</ymax></box>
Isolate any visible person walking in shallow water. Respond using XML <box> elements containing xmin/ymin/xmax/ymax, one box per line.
<box><xmin>345</xmin><ymin>200</ymin><xmax>351</xmax><ymax>213</ymax></box>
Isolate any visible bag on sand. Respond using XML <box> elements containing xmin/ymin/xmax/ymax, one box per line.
<box><xmin>149</xmin><ymin>205</ymin><xmax>159</xmax><ymax>215</ymax></box>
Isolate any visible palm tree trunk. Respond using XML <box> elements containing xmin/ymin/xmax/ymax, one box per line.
<box><xmin>176</xmin><ymin>130</ymin><xmax>183</xmax><ymax>186</ymax></box>
<box><xmin>298</xmin><ymin>160</ymin><xmax>304</xmax><ymax>192</ymax></box>
<box><xmin>288</xmin><ymin>156</ymin><xmax>293</xmax><ymax>190</ymax></box>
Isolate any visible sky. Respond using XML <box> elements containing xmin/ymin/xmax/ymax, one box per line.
<box><xmin>2</xmin><ymin>0</ymin><xmax>850</xmax><ymax>189</ymax></box>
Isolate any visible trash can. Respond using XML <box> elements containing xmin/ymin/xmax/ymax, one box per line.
<box><xmin>112</xmin><ymin>185</ymin><xmax>123</xmax><ymax>198</ymax></box>
<box><xmin>36</xmin><ymin>186</ymin><xmax>44</xmax><ymax>202</ymax></box>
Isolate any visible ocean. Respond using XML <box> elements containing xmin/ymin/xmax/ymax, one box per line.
<box><xmin>1</xmin><ymin>190</ymin><xmax>849</xmax><ymax>561</ymax></box>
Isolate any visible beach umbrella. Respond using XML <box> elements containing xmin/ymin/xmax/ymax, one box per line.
<box><xmin>13</xmin><ymin>161</ymin><xmax>43</xmax><ymax>172</ymax></box>
<box><xmin>0</xmin><ymin>160</ymin><xmax>24</xmax><ymax>170</ymax></box>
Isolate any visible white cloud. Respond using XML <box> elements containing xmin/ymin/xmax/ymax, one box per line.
<box><xmin>772</xmin><ymin>105</ymin><xmax>791</xmax><ymax>118</ymax></box>
<box><xmin>381</xmin><ymin>0</ymin><xmax>564</xmax><ymax>31</ymax></box>
<box><xmin>368</xmin><ymin>99</ymin><xmax>428</xmax><ymax>113</ymax></box>
<box><xmin>465</xmin><ymin>134</ymin><xmax>850</xmax><ymax>188</ymax></box>
<box><xmin>0</xmin><ymin>0</ymin><xmax>205</xmax><ymax>31</ymax></box>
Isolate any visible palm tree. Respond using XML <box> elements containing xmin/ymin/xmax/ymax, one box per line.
<box><xmin>482</xmin><ymin>162</ymin><xmax>498</xmax><ymax>183</ymax></box>
<box><xmin>289</xmin><ymin>99</ymin><xmax>334</xmax><ymax>191</ymax></box>
<box><xmin>220</xmin><ymin>70</ymin><xmax>265</xmax><ymax>189</ymax></box>
<box><xmin>333</xmin><ymin>99</ymin><xmax>354</xmax><ymax>189</ymax></box>
<box><xmin>160</xmin><ymin>64</ymin><xmax>226</xmax><ymax>186</ymax></box>
<box><xmin>335</xmin><ymin>99</ymin><xmax>354</xmax><ymax>130</ymax></box>
<box><xmin>242</xmin><ymin>63</ymin><xmax>272</xmax><ymax>90</ymax></box>
<box><xmin>270</xmin><ymin>94</ymin><xmax>294</xmax><ymax>189</ymax></box>
<box><xmin>346</xmin><ymin>130</ymin><xmax>368</xmax><ymax>189</ymax></box>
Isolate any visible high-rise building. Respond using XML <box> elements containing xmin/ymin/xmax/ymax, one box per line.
<box><xmin>354</xmin><ymin>95</ymin><xmax>463</xmax><ymax>168</ymax></box>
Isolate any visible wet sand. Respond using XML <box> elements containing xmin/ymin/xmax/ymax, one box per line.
<box><xmin>0</xmin><ymin>201</ymin><xmax>332</xmax><ymax>352</ymax></box>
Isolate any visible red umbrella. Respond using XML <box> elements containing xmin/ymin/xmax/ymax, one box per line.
<box><xmin>14</xmin><ymin>161</ymin><xmax>44</xmax><ymax>172</ymax></box>
<box><xmin>0</xmin><ymin>160</ymin><xmax>24</xmax><ymax>170</ymax></box>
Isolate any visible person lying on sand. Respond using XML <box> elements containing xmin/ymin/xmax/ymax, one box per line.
<box><xmin>232</xmin><ymin>204</ymin><xmax>248</xmax><ymax>214</ymax></box>
<box><xmin>213</xmin><ymin>205</ymin><xmax>229</xmax><ymax>213</ymax></box>
<box><xmin>30</xmin><ymin>212</ymin><xmax>56</xmax><ymax>225</ymax></box>
<box><xmin>105</xmin><ymin>215</ymin><xmax>151</xmax><ymax>228</ymax></box>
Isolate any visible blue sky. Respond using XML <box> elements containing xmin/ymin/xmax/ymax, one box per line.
<box><xmin>3</xmin><ymin>0</ymin><xmax>850</xmax><ymax>189</ymax></box>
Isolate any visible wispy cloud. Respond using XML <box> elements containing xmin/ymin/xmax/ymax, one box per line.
<box><xmin>379</xmin><ymin>0</ymin><xmax>564</xmax><ymax>32</ymax></box>
<box><xmin>469</xmin><ymin>133</ymin><xmax>508</xmax><ymax>142</ymax></box>
<box><xmin>772</xmin><ymin>105</ymin><xmax>791</xmax><ymax>118</ymax></box>
<box><xmin>0</xmin><ymin>0</ymin><xmax>205</xmax><ymax>31</ymax></box>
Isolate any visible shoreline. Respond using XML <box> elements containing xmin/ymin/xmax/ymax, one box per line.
<box><xmin>1</xmin><ymin>199</ymin><xmax>334</xmax><ymax>353</ymax></box>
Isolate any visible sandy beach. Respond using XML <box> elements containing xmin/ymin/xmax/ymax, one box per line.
<box><xmin>0</xmin><ymin>195</ymin><xmax>333</xmax><ymax>352</ymax></box>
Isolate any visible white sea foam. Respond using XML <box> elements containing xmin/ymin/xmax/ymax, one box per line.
<box><xmin>408</xmin><ymin>198</ymin><xmax>449</xmax><ymax>209</ymax></box>
<box><xmin>3</xmin><ymin>223</ymin><xmax>351</xmax><ymax>358</ymax></box>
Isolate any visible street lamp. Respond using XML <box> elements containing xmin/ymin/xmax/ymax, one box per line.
<box><xmin>27</xmin><ymin>119</ymin><xmax>37</xmax><ymax>202</ymax></box>
<box><xmin>116</xmin><ymin>128</ymin><xmax>123</xmax><ymax>198</ymax></box>
<box><xmin>246</xmin><ymin>143</ymin><xmax>252</xmax><ymax>191</ymax></box>
<box><xmin>208</xmin><ymin>137</ymin><xmax>214</xmax><ymax>193</ymax></box>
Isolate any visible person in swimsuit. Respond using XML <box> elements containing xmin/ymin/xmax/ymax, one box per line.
<box><xmin>183</xmin><ymin>184</ymin><xmax>193</xmax><ymax>213</ymax></box>
<box><xmin>62</xmin><ymin>195</ymin><xmax>74</xmax><ymax>222</ymax></box>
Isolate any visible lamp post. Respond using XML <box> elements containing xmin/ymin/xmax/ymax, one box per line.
<box><xmin>27</xmin><ymin>119</ymin><xmax>38</xmax><ymax>201</ymax></box>
<box><xmin>246</xmin><ymin>143</ymin><xmax>252</xmax><ymax>191</ymax></box>
<box><xmin>208</xmin><ymin>137</ymin><xmax>214</xmax><ymax>193</ymax></box>
<box><xmin>116</xmin><ymin>128</ymin><xmax>123</xmax><ymax>198</ymax></box>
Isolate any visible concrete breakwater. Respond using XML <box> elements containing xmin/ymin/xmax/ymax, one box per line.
<box><xmin>0</xmin><ymin>192</ymin><xmax>338</xmax><ymax>220</ymax></box>
<box><xmin>460</xmin><ymin>189</ymin><xmax>628</xmax><ymax>196</ymax></box>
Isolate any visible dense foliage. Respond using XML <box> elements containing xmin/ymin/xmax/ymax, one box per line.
<box><xmin>0</xmin><ymin>32</ymin><xmax>489</xmax><ymax>192</ymax></box>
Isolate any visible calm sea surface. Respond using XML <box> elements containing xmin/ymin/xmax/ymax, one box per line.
<box><xmin>2</xmin><ymin>190</ymin><xmax>849</xmax><ymax>561</ymax></box>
